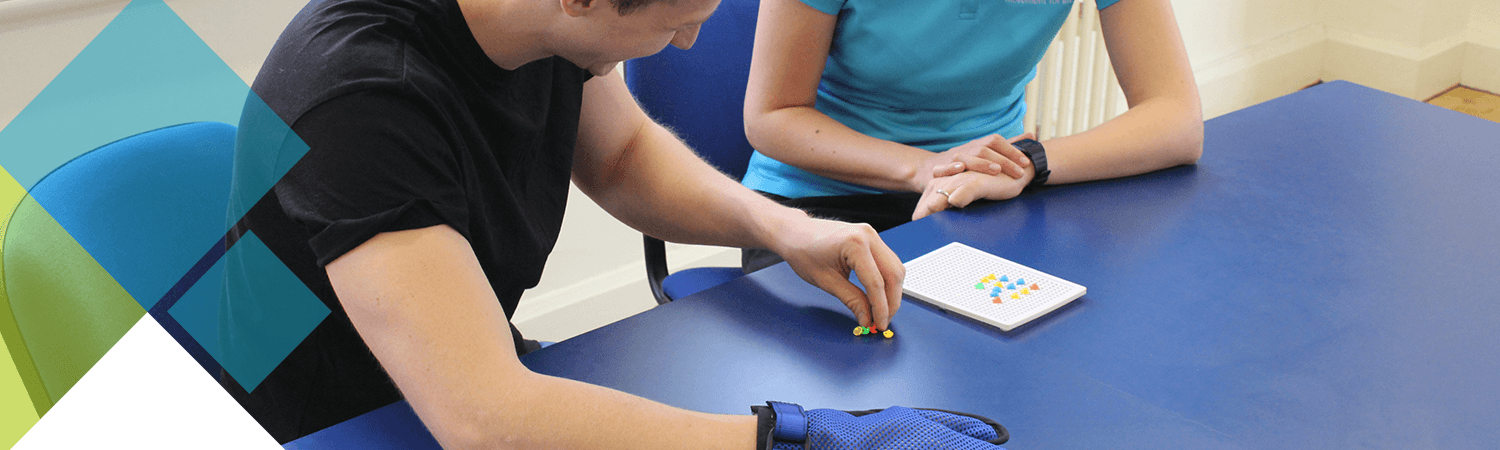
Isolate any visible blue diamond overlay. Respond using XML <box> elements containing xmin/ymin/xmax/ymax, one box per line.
<box><xmin>166</xmin><ymin>245</ymin><xmax>229</xmax><ymax>375</ymax></box>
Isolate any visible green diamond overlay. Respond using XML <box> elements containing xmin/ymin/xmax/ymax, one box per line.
<box><xmin>0</xmin><ymin>194</ymin><xmax>145</xmax><ymax>417</ymax></box>
<box><xmin>0</xmin><ymin>168</ymin><xmax>39</xmax><ymax>448</ymax></box>
<box><xmin>176</xmin><ymin>231</ymin><xmax>329</xmax><ymax>392</ymax></box>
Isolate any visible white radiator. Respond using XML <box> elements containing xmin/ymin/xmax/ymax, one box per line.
<box><xmin>1023</xmin><ymin>0</ymin><xmax>1126</xmax><ymax>140</ymax></box>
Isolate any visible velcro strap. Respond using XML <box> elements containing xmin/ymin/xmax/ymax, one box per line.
<box><xmin>768</xmin><ymin>401</ymin><xmax>808</xmax><ymax>443</ymax></box>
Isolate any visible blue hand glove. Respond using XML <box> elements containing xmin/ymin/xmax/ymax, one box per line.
<box><xmin>752</xmin><ymin>401</ymin><xmax>1009</xmax><ymax>450</ymax></box>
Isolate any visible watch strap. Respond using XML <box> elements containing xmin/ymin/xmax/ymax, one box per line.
<box><xmin>1014</xmin><ymin>138</ymin><xmax>1050</xmax><ymax>188</ymax></box>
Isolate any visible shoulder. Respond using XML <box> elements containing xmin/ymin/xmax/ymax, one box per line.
<box><xmin>251</xmin><ymin>0</ymin><xmax>452</xmax><ymax>125</ymax></box>
<box><xmin>793</xmin><ymin>0</ymin><xmax>845</xmax><ymax>15</ymax></box>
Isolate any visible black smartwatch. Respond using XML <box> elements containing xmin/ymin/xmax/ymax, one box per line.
<box><xmin>1012</xmin><ymin>138</ymin><xmax>1049</xmax><ymax>188</ymax></box>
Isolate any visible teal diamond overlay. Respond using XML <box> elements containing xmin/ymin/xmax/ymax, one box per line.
<box><xmin>230</xmin><ymin>92</ymin><xmax>311</xmax><ymax>227</ymax></box>
<box><xmin>207</xmin><ymin>231</ymin><xmax>330</xmax><ymax>392</ymax></box>
<box><xmin>0</xmin><ymin>0</ymin><xmax>307</xmax><ymax>311</ymax></box>
<box><xmin>0</xmin><ymin>0</ymin><xmax>246</xmax><ymax>190</ymax></box>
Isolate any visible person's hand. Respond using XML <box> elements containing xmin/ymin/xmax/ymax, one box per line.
<box><xmin>771</xmin><ymin>218</ymin><xmax>904</xmax><ymax>330</ymax></box>
<box><xmin>752</xmin><ymin>402</ymin><xmax>1009</xmax><ymax>450</ymax></box>
<box><xmin>913</xmin><ymin>134</ymin><xmax>1035</xmax><ymax>192</ymax></box>
<box><xmin>911</xmin><ymin>165</ymin><xmax>1034</xmax><ymax>221</ymax></box>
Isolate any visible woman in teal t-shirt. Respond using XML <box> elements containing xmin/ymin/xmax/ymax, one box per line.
<box><xmin>740</xmin><ymin>0</ymin><xmax>1203</xmax><ymax>270</ymax></box>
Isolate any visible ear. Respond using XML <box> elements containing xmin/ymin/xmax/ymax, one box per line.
<box><xmin>559</xmin><ymin>0</ymin><xmax>598</xmax><ymax>17</ymax></box>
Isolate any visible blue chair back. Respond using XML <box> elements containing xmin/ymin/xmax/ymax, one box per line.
<box><xmin>23</xmin><ymin>122</ymin><xmax>236</xmax><ymax>307</ymax></box>
<box><xmin>625</xmin><ymin>0</ymin><xmax>760</xmax><ymax>180</ymax></box>
<box><xmin>626</xmin><ymin>0</ymin><xmax>762</xmax><ymax>303</ymax></box>
<box><xmin>0</xmin><ymin>122</ymin><xmax>235</xmax><ymax>414</ymax></box>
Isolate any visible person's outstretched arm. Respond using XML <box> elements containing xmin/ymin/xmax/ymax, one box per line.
<box><xmin>1039</xmin><ymin>0</ymin><xmax>1203</xmax><ymax>184</ymax></box>
<box><xmin>572</xmin><ymin>69</ymin><xmax>905</xmax><ymax>331</ymax></box>
<box><xmin>326</xmin><ymin>225</ymin><xmax>758</xmax><ymax>450</ymax></box>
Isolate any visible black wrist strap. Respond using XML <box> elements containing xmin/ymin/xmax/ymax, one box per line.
<box><xmin>751</xmin><ymin>401</ymin><xmax>808</xmax><ymax>450</ymax></box>
<box><xmin>752</xmin><ymin>402</ymin><xmax>1009</xmax><ymax>448</ymax></box>
<box><xmin>1014</xmin><ymin>138</ymin><xmax>1049</xmax><ymax>188</ymax></box>
<box><xmin>753</xmin><ymin>405</ymin><xmax>774</xmax><ymax>450</ymax></box>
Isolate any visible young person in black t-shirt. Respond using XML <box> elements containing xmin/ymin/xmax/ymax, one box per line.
<box><xmin>226</xmin><ymin>0</ymin><xmax>1010</xmax><ymax>448</ymax></box>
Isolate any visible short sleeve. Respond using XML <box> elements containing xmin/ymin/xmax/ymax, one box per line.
<box><xmin>275</xmin><ymin>89</ymin><xmax>473</xmax><ymax>266</ymax></box>
<box><xmin>795</xmin><ymin>0</ymin><xmax>844</xmax><ymax>16</ymax></box>
<box><xmin>1097</xmin><ymin>0</ymin><xmax>1122</xmax><ymax>10</ymax></box>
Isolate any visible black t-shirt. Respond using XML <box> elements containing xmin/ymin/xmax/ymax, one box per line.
<box><xmin>221</xmin><ymin>0</ymin><xmax>592</xmax><ymax>442</ymax></box>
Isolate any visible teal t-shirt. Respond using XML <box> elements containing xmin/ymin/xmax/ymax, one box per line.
<box><xmin>742</xmin><ymin>0</ymin><xmax>1121</xmax><ymax>198</ymax></box>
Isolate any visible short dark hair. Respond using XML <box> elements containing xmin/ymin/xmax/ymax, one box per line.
<box><xmin>582</xmin><ymin>0</ymin><xmax>667</xmax><ymax>15</ymax></box>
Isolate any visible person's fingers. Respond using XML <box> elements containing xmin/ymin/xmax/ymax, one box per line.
<box><xmin>973</xmin><ymin>138</ymin><xmax>1011</xmax><ymax>164</ymax></box>
<box><xmin>911</xmin><ymin>188</ymin><xmax>950</xmax><ymax>221</ymax></box>
<box><xmin>974</xmin><ymin>153</ymin><xmax>1026</xmax><ymax>180</ymax></box>
<box><xmin>956</xmin><ymin>155</ymin><xmax>1005</xmax><ymax>176</ymax></box>
<box><xmin>870</xmin><ymin>238</ymin><xmax>905</xmax><ymax>320</ymax></box>
<box><xmin>845</xmin><ymin>238</ymin><xmax>892</xmax><ymax>330</ymax></box>
<box><xmin>815</xmin><ymin>272</ymin><xmax>872</xmax><ymax>327</ymax></box>
<box><xmin>945</xmin><ymin>182</ymin><xmax>979</xmax><ymax>208</ymax></box>
<box><xmin>931</xmin><ymin>161</ymin><xmax>966</xmax><ymax>178</ymax></box>
<box><xmin>986</xmin><ymin>134</ymin><xmax>1032</xmax><ymax>169</ymax></box>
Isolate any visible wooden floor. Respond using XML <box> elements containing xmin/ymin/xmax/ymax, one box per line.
<box><xmin>1428</xmin><ymin>86</ymin><xmax>1500</xmax><ymax>123</ymax></box>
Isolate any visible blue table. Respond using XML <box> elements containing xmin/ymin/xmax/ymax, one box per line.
<box><xmin>286</xmin><ymin>81</ymin><xmax>1500</xmax><ymax>449</ymax></box>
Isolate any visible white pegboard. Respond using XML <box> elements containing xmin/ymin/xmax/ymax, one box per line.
<box><xmin>903</xmin><ymin>242</ymin><xmax>1085</xmax><ymax>331</ymax></box>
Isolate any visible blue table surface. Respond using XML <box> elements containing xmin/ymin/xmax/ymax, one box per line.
<box><xmin>286</xmin><ymin>81</ymin><xmax>1500</xmax><ymax>449</ymax></box>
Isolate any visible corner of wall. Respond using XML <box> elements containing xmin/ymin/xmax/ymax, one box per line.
<box><xmin>1321</xmin><ymin>27</ymin><xmax>1468</xmax><ymax>100</ymax></box>
<box><xmin>1463</xmin><ymin>29</ymin><xmax>1500</xmax><ymax>93</ymax></box>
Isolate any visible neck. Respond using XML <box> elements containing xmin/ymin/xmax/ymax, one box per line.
<box><xmin>457</xmin><ymin>0</ymin><xmax>555</xmax><ymax>70</ymax></box>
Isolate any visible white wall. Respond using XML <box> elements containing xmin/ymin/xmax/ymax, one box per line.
<box><xmin>1</xmin><ymin>0</ymin><xmax>126</xmax><ymax>133</ymax></box>
<box><xmin>0</xmin><ymin>0</ymin><xmax>304</xmax><ymax>129</ymax></box>
<box><xmin>1465</xmin><ymin>0</ymin><xmax>1500</xmax><ymax>92</ymax></box>
<box><xmin>1321</xmin><ymin>0</ymin><xmax>1469</xmax><ymax>99</ymax></box>
<box><xmin>2</xmin><ymin>0</ymin><xmax>1495</xmax><ymax>343</ymax></box>
<box><xmin>1185</xmin><ymin>0</ymin><xmax>1500</xmax><ymax>117</ymax></box>
<box><xmin>1178</xmin><ymin>0</ymin><xmax>1327</xmax><ymax>118</ymax></box>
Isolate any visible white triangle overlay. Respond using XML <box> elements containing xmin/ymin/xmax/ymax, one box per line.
<box><xmin>14</xmin><ymin>314</ymin><xmax>280</xmax><ymax>449</ymax></box>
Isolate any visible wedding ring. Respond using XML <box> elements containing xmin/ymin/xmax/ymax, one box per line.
<box><xmin>935</xmin><ymin>188</ymin><xmax>951</xmax><ymax>197</ymax></box>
